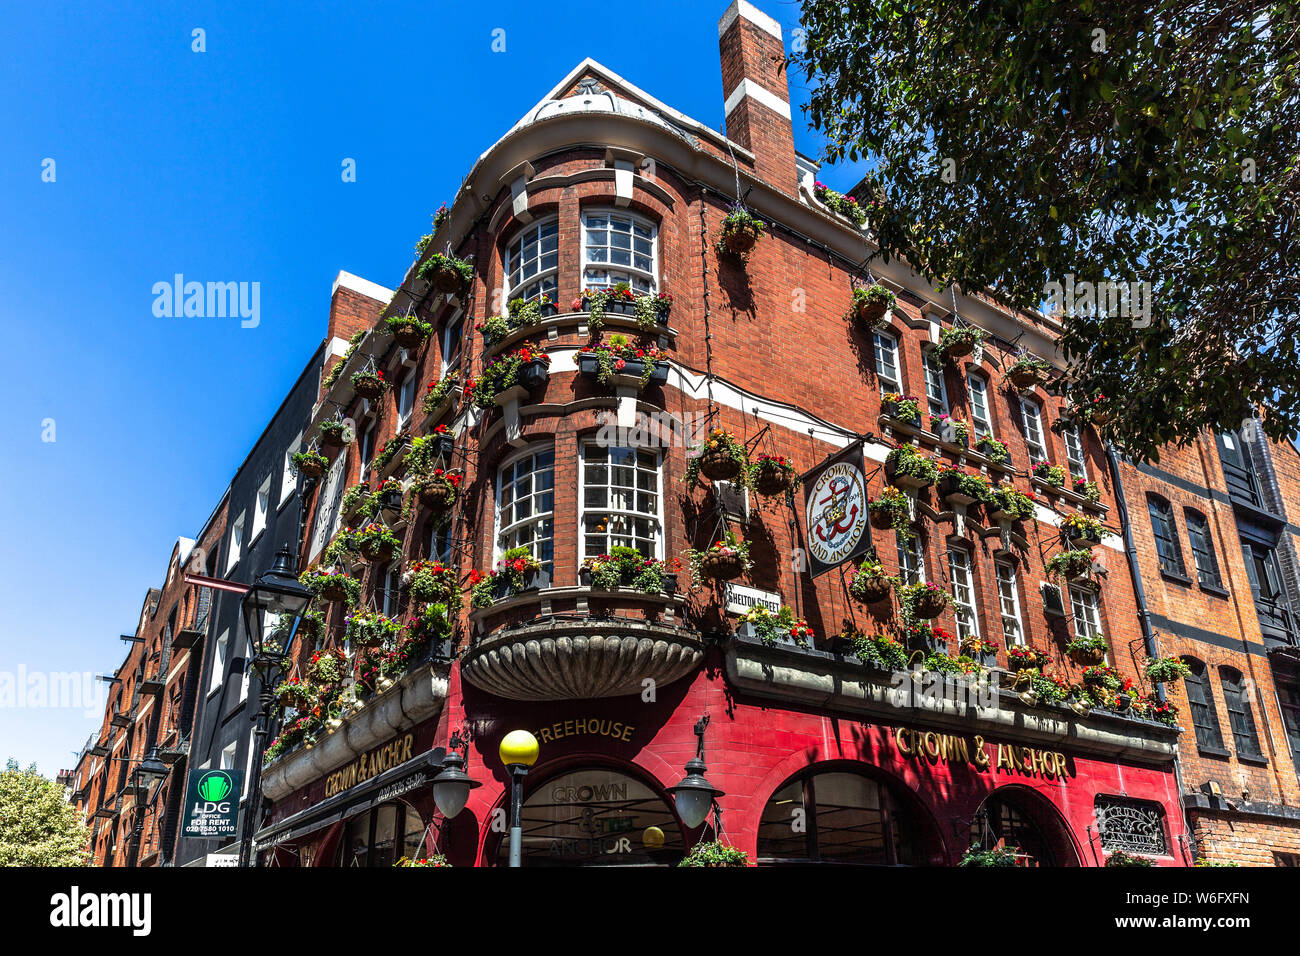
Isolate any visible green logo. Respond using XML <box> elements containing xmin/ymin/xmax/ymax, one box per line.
<box><xmin>197</xmin><ymin>771</ymin><xmax>233</xmax><ymax>803</ymax></box>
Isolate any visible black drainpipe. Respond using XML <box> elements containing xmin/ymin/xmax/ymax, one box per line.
<box><xmin>1106</xmin><ymin>442</ymin><xmax>1197</xmax><ymax>862</ymax></box>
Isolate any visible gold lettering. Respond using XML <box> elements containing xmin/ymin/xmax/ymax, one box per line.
<box><xmin>972</xmin><ymin>736</ymin><xmax>990</xmax><ymax>770</ymax></box>
<box><xmin>1054</xmin><ymin>753</ymin><xmax>1069</xmax><ymax>778</ymax></box>
<box><xmin>895</xmin><ymin>727</ymin><xmax>913</xmax><ymax>756</ymax></box>
<box><xmin>621</xmin><ymin>723</ymin><xmax>634</xmax><ymax>742</ymax></box>
<box><xmin>922</xmin><ymin>732</ymin><xmax>940</xmax><ymax>761</ymax></box>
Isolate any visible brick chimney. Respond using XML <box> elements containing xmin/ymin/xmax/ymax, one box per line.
<box><xmin>718</xmin><ymin>1</ymin><xmax>797</xmax><ymax>196</ymax></box>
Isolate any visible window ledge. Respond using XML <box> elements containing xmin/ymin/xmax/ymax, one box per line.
<box><xmin>1195</xmin><ymin>745</ymin><xmax>1232</xmax><ymax>760</ymax></box>
<box><xmin>1159</xmin><ymin>569</ymin><xmax>1194</xmax><ymax>588</ymax></box>
<box><xmin>1236</xmin><ymin>751</ymin><xmax>1270</xmax><ymax>767</ymax></box>
<box><xmin>1198</xmin><ymin>582</ymin><xmax>1230</xmax><ymax>599</ymax></box>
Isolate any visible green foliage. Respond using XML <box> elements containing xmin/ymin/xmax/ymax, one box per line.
<box><xmin>716</xmin><ymin>207</ymin><xmax>766</xmax><ymax>256</ymax></box>
<box><xmin>685</xmin><ymin>530</ymin><xmax>753</xmax><ymax>586</ymax></box>
<box><xmin>740</xmin><ymin>605</ymin><xmax>813</xmax><ymax>646</ymax></box>
<box><xmin>814</xmin><ymin>181</ymin><xmax>867</xmax><ymax>225</ymax></box>
<box><xmin>869</xmin><ymin>485</ymin><xmax>913</xmax><ymax>539</ymax></box>
<box><xmin>321</xmin><ymin>330</ymin><xmax>365</xmax><ymax>391</ymax></box>
<box><xmin>468</xmin><ymin>347</ymin><xmax>549</xmax><ymax>408</ymax></box>
<box><xmin>683</xmin><ymin>427</ymin><xmax>750</xmax><ymax>488</ymax></box>
<box><xmin>958</xmin><ymin>844</ymin><xmax>1019</xmax><ymax>867</ymax></box>
<box><xmin>583</xmin><ymin>547</ymin><xmax>675</xmax><ymax>593</ymax></box>
<box><xmin>677</xmin><ymin>840</ymin><xmax>749</xmax><ymax>867</ymax></box>
<box><xmin>422</xmin><ymin>374</ymin><xmax>460</xmax><ymax>416</ymax></box>
<box><xmin>1045</xmin><ymin>549</ymin><xmax>1095</xmax><ymax>579</ymax></box>
<box><xmin>852</xmin><ymin>631</ymin><xmax>910</xmax><ymax>671</ymax></box>
<box><xmin>1105</xmin><ymin>850</ymin><xmax>1156</xmax><ymax>867</ymax></box>
<box><xmin>937</xmin><ymin>325</ymin><xmax>984</xmax><ymax>360</ymax></box>
<box><xmin>976</xmin><ymin>436</ymin><xmax>1010</xmax><ymax>465</ymax></box>
<box><xmin>885</xmin><ymin>444</ymin><xmax>938</xmax><ymax>484</ymax></box>
<box><xmin>416</xmin><ymin>253</ymin><xmax>474</xmax><ymax>290</ymax></box>
<box><xmin>291</xmin><ymin>450</ymin><xmax>329</xmax><ymax>477</ymax></box>
<box><xmin>1031</xmin><ymin>461</ymin><xmax>1067</xmax><ymax>487</ymax></box>
<box><xmin>794</xmin><ymin>0</ymin><xmax>1300</xmax><ymax>461</ymax></box>
<box><xmin>987</xmin><ymin>482</ymin><xmax>1036</xmax><ymax>520</ymax></box>
<box><xmin>1062</xmin><ymin>513</ymin><xmax>1111</xmax><ymax>542</ymax></box>
<box><xmin>0</xmin><ymin>760</ymin><xmax>91</xmax><ymax>866</ymax></box>
<box><xmin>1145</xmin><ymin>656</ymin><xmax>1193</xmax><ymax>684</ymax></box>
<box><xmin>384</xmin><ymin>314</ymin><xmax>432</xmax><ymax>343</ymax></box>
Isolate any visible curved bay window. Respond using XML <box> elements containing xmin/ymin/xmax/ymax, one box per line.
<box><xmin>495</xmin><ymin>767</ymin><xmax>686</xmax><ymax>867</ymax></box>
<box><xmin>335</xmin><ymin>801</ymin><xmax>427</xmax><ymax>868</ymax></box>
<box><xmin>580</xmin><ymin>443</ymin><xmax>662</xmax><ymax>560</ymax></box>
<box><xmin>582</xmin><ymin>210</ymin><xmax>656</xmax><ymax>292</ymax></box>
<box><xmin>495</xmin><ymin>445</ymin><xmax>555</xmax><ymax>574</ymax></box>
<box><xmin>758</xmin><ymin>768</ymin><xmax>930</xmax><ymax>865</ymax></box>
<box><xmin>505</xmin><ymin>219</ymin><xmax>559</xmax><ymax>303</ymax></box>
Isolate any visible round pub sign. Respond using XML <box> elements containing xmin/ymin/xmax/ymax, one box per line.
<box><xmin>803</xmin><ymin>444</ymin><xmax>871</xmax><ymax>576</ymax></box>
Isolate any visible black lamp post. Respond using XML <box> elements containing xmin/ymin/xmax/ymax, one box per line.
<box><xmin>126</xmin><ymin>748</ymin><xmax>170</xmax><ymax>867</ymax></box>
<box><xmin>236</xmin><ymin>546</ymin><xmax>314</xmax><ymax>868</ymax></box>
<box><xmin>431</xmin><ymin>749</ymin><xmax>481</xmax><ymax>821</ymax></box>
<box><xmin>666</xmin><ymin>715</ymin><xmax>725</xmax><ymax>833</ymax></box>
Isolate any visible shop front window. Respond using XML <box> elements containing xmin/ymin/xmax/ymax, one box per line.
<box><xmin>336</xmin><ymin>801</ymin><xmax>426</xmax><ymax>867</ymax></box>
<box><xmin>757</xmin><ymin>768</ymin><xmax>930</xmax><ymax>865</ymax></box>
<box><xmin>495</xmin><ymin>767</ymin><xmax>686</xmax><ymax>866</ymax></box>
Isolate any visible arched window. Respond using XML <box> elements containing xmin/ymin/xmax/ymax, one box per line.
<box><xmin>335</xmin><ymin>800</ymin><xmax>427</xmax><ymax>868</ymax></box>
<box><xmin>581</xmin><ymin>210</ymin><xmax>657</xmax><ymax>292</ymax></box>
<box><xmin>1182</xmin><ymin>657</ymin><xmax>1225</xmax><ymax>753</ymax></box>
<box><xmin>504</xmin><ymin>219</ymin><xmax>559</xmax><ymax>303</ymax></box>
<box><xmin>494</xmin><ymin>766</ymin><xmax>686</xmax><ymax>866</ymax></box>
<box><xmin>971</xmin><ymin>789</ymin><xmax>1077</xmax><ymax>866</ymax></box>
<box><xmin>1219</xmin><ymin>666</ymin><xmax>1263</xmax><ymax>760</ymax></box>
<box><xmin>1147</xmin><ymin>495</ymin><xmax>1187</xmax><ymax>578</ymax></box>
<box><xmin>758</xmin><ymin>768</ymin><xmax>931</xmax><ymax>865</ymax></box>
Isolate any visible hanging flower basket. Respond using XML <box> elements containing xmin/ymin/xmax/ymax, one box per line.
<box><xmin>352</xmin><ymin>369</ymin><xmax>387</xmax><ymax>401</ymax></box>
<box><xmin>851</xmin><ymin>284</ymin><xmax>895</xmax><ymax>328</ymax></box>
<box><xmin>749</xmin><ymin>455</ymin><xmax>799</xmax><ymax>496</ymax></box>
<box><xmin>700</xmin><ymin>549</ymin><xmax>744</xmax><ymax>581</ymax></box>
<box><xmin>355</xmin><ymin>524</ymin><xmax>400</xmax><ymax>564</ymax></box>
<box><xmin>415</xmin><ymin>469</ymin><xmax>462</xmax><ymax>519</ymax></box>
<box><xmin>717</xmin><ymin>208</ymin><xmax>765</xmax><ymax>258</ymax></box>
<box><xmin>292</xmin><ymin>450</ymin><xmax>329</xmax><ymax>481</ymax></box>
<box><xmin>1007</xmin><ymin>646</ymin><xmax>1049</xmax><ymax>671</ymax></box>
<box><xmin>869</xmin><ymin>508</ymin><xmax>894</xmax><ymax>531</ymax></box>
<box><xmin>911</xmin><ymin>589</ymin><xmax>948</xmax><ymax>619</ymax></box>
<box><xmin>1067</xmin><ymin>635</ymin><xmax>1109</xmax><ymax>666</ymax></box>
<box><xmin>848</xmin><ymin>557</ymin><xmax>895</xmax><ymax>605</ymax></box>
<box><xmin>390</xmin><ymin>318</ymin><xmax>431</xmax><ymax>350</ymax></box>
<box><xmin>938</xmin><ymin>325</ymin><xmax>985</xmax><ymax>360</ymax></box>
<box><xmin>418</xmin><ymin>253</ymin><xmax>473</xmax><ymax>295</ymax></box>
<box><xmin>318</xmin><ymin>419</ymin><xmax>350</xmax><ymax>451</ymax></box>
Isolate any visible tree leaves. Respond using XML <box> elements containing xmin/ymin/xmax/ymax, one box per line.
<box><xmin>794</xmin><ymin>0</ymin><xmax>1300</xmax><ymax>461</ymax></box>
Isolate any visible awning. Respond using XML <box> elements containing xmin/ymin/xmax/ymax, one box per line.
<box><xmin>252</xmin><ymin>749</ymin><xmax>442</xmax><ymax>851</ymax></box>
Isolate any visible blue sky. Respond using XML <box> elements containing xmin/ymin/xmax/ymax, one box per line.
<box><xmin>0</xmin><ymin>0</ymin><xmax>858</xmax><ymax>777</ymax></box>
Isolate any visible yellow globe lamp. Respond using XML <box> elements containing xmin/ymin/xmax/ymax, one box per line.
<box><xmin>499</xmin><ymin>730</ymin><xmax>539</xmax><ymax>769</ymax></box>
<box><xmin>642</xmin><ymin>826</ymin><xmax>665</xmax><ymax>849</ymax></box>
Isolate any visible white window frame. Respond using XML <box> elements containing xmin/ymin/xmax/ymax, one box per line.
<box><xmin>995</xmin><ymin>560</ymin><xmax>1025</xmax><ymax>647</ymax></box>
<box><xmin>967</xmin><ymin>373</ymin><xmax>993</xmax><ymax>439</ymax></box>
<box><xmin>948</xmin><ymin>547</ymin><xmax>981</xmax><ymax>640</ymax></box>
<box><xmin>220</xmin><ymin>741</ymin><xmax>237</xmax><ymax>770</ymax></box>
<box><xmin>923</xmin><ymin>351</ymin><xmax>948</xmax><ymax>419</ymax></box>
<box><xmin>578</xmin><ymin>442</ymin><xmax>664</xmax><ymax>562</ymax></box>
<box><xmin>1020</xmin><ymin>398</ymin><xmax>1047</xmax><ymax>464</ymax></box>
<box><xmin>209</xmin><ymin>629</ymin><xmax>229</xmax><ymax>695</ymax></box>
<box><xmin>359</xmin><ymin>420</ymin><xmax>376</xmax><ymax>481</ymax></box>
<box><xmin>441</xmin><ymin>309</ymin><xmax>465</xmax><ymax>376</ymax></box>
<box><xmin>580</xmin><ymin>209</ymin><xmax>657</xmax><ymax>292</ymax></box>
<box><xmin>396</xmin><ymin>371</ymin><xmax>417</xmax><ymax>429</ymax></box>
<box><xmin>1062</xmin><ymin>425</ymin><xmax>1087</xmax><ymax>482</ymax></box>
<box><xmin>226</xmin><ymin>515</ymin><xmax>245</xmax><ymax>572</ymax></box>
<box><xmin>494</xmin><ymin>443</ymin><xmax>556</xmax><ymax>573</ymax></box>
<box><xmin>504</xmin><ymin>218</ymin><xmax>560</xmax><ymax>302</ymax></box>
<box><xmin>874</xmin><ymin>330</ymin><xmax>901</xmax><ymax>394</ymax></box>
<box><xmin>379</xmin><ymin>563</ymin><xmax>402</xmax><ymax>617</ymax></box>
<box><xmin>896</xmin><ymin>534</ymin><xmax>926</xmax><ymax>586</ymax></box>
<box><xmin>280</xmin><ymin>431</ymin><xmax>302</xmax><ymax>505</ymax></box>
<box><xmin>1070</xmin><ymin>585</ymin><xmax>1104</xmax><ymax>645</ymax></box>
<box><xmin>427</xmin><ymin>521</ymin><xmax>453</xmax><ymax>564</ymax></box>
<box><xmin>251</xmin><ymin>474</ymin><xmax>272</xmax><ymax>544</ymax></box>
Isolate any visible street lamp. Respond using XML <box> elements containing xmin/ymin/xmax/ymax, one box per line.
<box><xmin>237</xmin><ymin>546</ymin><xmax>314</xmax><ymax>868</ymax></box>
<box><xmin>126</xmin><ymin>747</ymin><xmax>170</xmax><ymax>867</ymax></box>
<box><xmin>667</xmin><ymin>715</ymin><xmax>725</xmax><ymax>831</ymax></box>
<box><xmin>499</xmin><ymin>730</ymin><xmax>539</xmax><ymax>868</ymax></box>
<box><xmin>432</xmin><ymin>749</ymin><xmax>481</xmax><ymax>820</ymax></box>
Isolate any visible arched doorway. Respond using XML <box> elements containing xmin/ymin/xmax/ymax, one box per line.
<box><xmin>971</xmin><ymin>786</ymin><xmax>1079</xmax><ymax>867</ymax></box>
<box><xmin>335</xmin><ymin>798</ymin><xmax>428</xmax><ymax>867</ymax></box>
<box><xmin>757</xmin><ymin>764</ymin><xmax>942</xmax><ymax>866</ymax></box>
<box><xmin>493</xmin><ymin>766</ymin><xmax>688</xmax><ymax>866</ymax></box>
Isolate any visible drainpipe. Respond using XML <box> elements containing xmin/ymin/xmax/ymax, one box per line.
<box><xmin>1105</xmin><ymin>443</ymin><xmax>1198</xmax><ymax>861</ymax></box>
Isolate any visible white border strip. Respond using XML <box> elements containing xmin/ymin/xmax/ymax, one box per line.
<box><xmin>724</xmin><ymin>78</ymin><xmax>792</xmax><ymax>120</ymax></box>
<box><xmin>719</xmin><ymin>0</ymin><xmax>783</xmax><ymax>40</ymax></box>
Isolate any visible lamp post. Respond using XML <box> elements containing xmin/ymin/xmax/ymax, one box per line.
<box><xmin>498</xmin><ymin>730</ymin><xmax>539</xmax><ymax>867</ymax></box>
<box><xmin>125</xmin><ymin>748</ymin><xmax>169</xmax><ymax>868</ymax></box>
<box><xmin>236</xmin><ymin>546</ymin><xmax>314</xmax><ymax>868</ymax></box>
<box><xmin>667</xmin><ymin>715</ymin><xmax>725</xmax><ymax>833</ymax></box>
<box><xmin>432</xmin><ymin>747</ymin><xmax>481</xmax><ymax>821</ymax></box>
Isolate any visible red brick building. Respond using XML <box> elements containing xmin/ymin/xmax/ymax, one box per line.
<box><xmin>250</xmin><ymin>1</ymin><xmax>1205</xmax><ymax>867</ymax></box>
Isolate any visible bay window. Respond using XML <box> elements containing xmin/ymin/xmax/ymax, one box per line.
<box><xmin>580</xmin><ymin>443</ymin><xmax>662</xmax><ymax>559</ymax></box>
<box><xmin>505</xmin><ymin>219</ymin><xmax>559</xmax><ymax>302</ymax></box>
<box><xmin>581</xmin><ymin>211</ymin><xmax>656</xmax><ymax>291</ymax></box>
<box><xmin>495</xmin><ymin>445</ymin><xmax>555</xmax><ymax>574</ymax></box>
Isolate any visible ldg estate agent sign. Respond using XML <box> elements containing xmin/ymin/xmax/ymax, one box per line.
<box><xmin>182</xmin><ymin>768</ymin><xmax>244</xmax><ymax>839</ymax></box>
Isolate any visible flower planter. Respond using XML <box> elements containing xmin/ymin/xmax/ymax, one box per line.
<box><xmin>938</xmin><ymin>473</ymin><xmax>977</xmax><ymax>505</ymax></box>
<box><xmin>976</xmin><ymin>439</ymin><xmax>1011</xmax><ymax>468</ymax></box>
<box><xmin>699</xmin><ymin>446</ymin><xmax>743</xmax><ymax>482</ymax></box>
<box><xmin>869</xmin><ymin>509</ymin><xmax>896</xmax><ymax>531</ymax></box>
<box><xmin>604</xmin><ymin>298</ymin><xmax>635</xmax><ymax>316</ymax></box>
<box><xmin>937</xmin><ymin>422</ymin><xmax>968</xmax><ymax>447</ymax></box>
<box><xmin>1114</xmin><ymin>694</ymin><xmax>1131</xmax><ymax>713</ymax></box>
<box><xmin>493</xmin><ymin>569</ymin><xmax>550</xmax><ymax>601</ymax></box>
<box><xmin>752</xmin><ymin>464</ymin><xmax>796</xmax><ymax>497</ymax></box>
<box><xmin>360</xmin><ymin>540</ymin><xmax>396</xmax><ymax>564</ymax></box>
<box><xmin>1008</xmin><ymin>366</ymin><xmax>1040</xmax><ymax>389</ymax></box>
<box><xmin>392</xmin><ymin>321</ymin><xmax>429</xmax><ymax>350</ymax></box>
<box><xmin>724</xmin><ymin>231</ymin><xmax>757</xmax><ymax>255</ymax></box>
<box><xmin>576</xmin><ymin>354</ymin><xmax>669</xmax><ymax>389</ymax></box>
<box><xmin>417</xmin><ymin>485</ymin><xmax>456</xmax><ymax>518</ymax></box>
<box><xmin>519</xmin><ymin>358</ymin><xmax>549</xmax><ymax>393</ymax></box>
<box><xmin>700</xmin><ymin>550</ymin><xmax>744</xmax><ymax>581</ymax></box>
<box><xmin>883</xmin><ymin>400</ymin><xmax>921</xmax><ymax>427</ymax></box>
<box><xmin>428</xmin><ymin>263</ymin><xmax>465</xmax><ymax>295</ymax></box>
<box><xmin>1008</xmin><ymin>652</ymin><xmax>1047</xmax><ymax>672</ymax></box>
<box><xmin>735</xmin><ymin>619</ymin><xmax>804</xmax><ymax>649</ymax></box>
<box><xmin>912</xmin><ymin>590</ymin><xmax>948</xmax><ymax>619</ymax></box>
<box><xmin>1069</xmin><ymin>533</ymin><xmax>1102</xmax><ymax>550</ymax></box>
<box><xmin>540</xmin><ymin>301</ymin><xmax>559</xmax><ymax>318</ymax></box>
<box><xmin>320</xmin><ymin>581</ymin><xmax>349</xmax><ymax>604</ymax></box>
<box><xmin>854</xmin><ymin>298</ymin><xmax>889</xmax><ymax>328</ymax></box>
<box><xmin>1069</xmin><ymin>646</ymin><xmax>1107</xmax><ymax>667</ymax></box>
<box><xmin>853</xmin><ymin>576</ymin><xmax>894</xmax><ymax>605</ymax></box>
<box><xmin>943</xmin><ymin>338</ymin><xmax>976</xmax><ymax>359</ymax></box>
<box><xmin>884</xmin><ymin>458</ymin><xmax>932</xmax><ymax>490</ymax></box>
<box><xmin>298</xmin><ymin>458</ymin><xmax>326</xmax><ymax>480</ymax></box>
<box><xmin>905</xmin><ymin>628</ymin><xmax>947</xmax><ymax>654</ymax></box>
<box><xmin>354</xmin><ymin>377</ymin><xmax>385</xmax><ymax>401</ymax></box>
